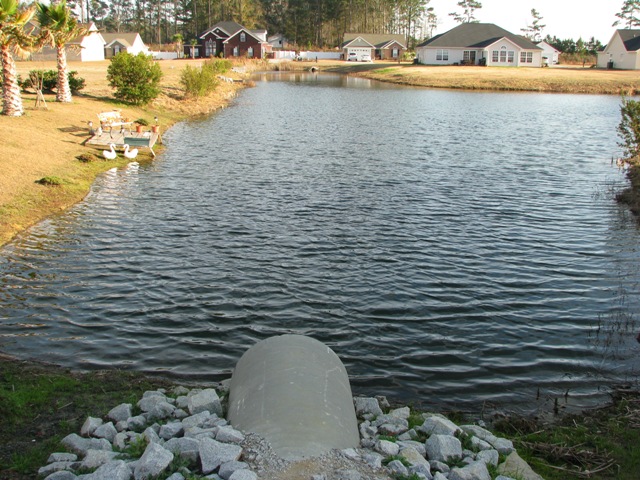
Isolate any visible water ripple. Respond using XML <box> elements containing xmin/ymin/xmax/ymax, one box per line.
<box><xmin>1</xmin><ymin>74</ymin><xmax>639</xmax><ymax>412</ymax></box>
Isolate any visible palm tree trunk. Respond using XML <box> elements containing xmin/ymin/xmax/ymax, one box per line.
<box><xmin>1</xmin><ymin>45</ymin><xmax>25</xmax><ymax>116</ymax></box>
<box><xmin>56</xmin><ymin>45</ymin><xmax>72</xmax><ymax>103</ymax></box>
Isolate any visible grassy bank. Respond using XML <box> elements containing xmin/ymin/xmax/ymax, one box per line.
<box><xmin>340</xmin><ymin>64</ymin><xmax>640</xmax><ymax>95</ymax></box>
<box><xmin>0</xmin><ymin>58</ymin><xmax>249</xmax><ymax>247</ymax></box>
<box><xmin>1</xmin><ymin>353</ymin><xmax>639</xmax><ymax>479</ymax></box>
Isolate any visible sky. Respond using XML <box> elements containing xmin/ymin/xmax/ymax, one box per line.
<box><xmin>428</xmin><ymin>0</ymin><xmax>622</xmax><ymax>44</ymax></box>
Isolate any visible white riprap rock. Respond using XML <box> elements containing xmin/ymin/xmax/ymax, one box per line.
<box><xmin>353</xmin><ymin>397</ymin><xmax>383</xmax><ymax>417</ymax></box>
<box><xmin>88</xmin><ymin>460</ymin><xmax>132</xmax><ymax>480</ymax></box>
<box><xmin>164</xmin><ymin>437</ymin><xmax>200</xmax><ymax>463</ymax></box>
<box><xmin>42</xmin><ymin>471</ymin><xmax>77</xmax><ymax>480</ymax></box>
<box><xmin>400</xmin><ymin>445</ymin><xmax>430</xmax><ymax>468</ymax></box>
<box><xmin>108</xmin><ymin>403</ymin><xmax>133</xmax><ymax>423</ymax></box>
<box><xmin>216</xmin><ymin>425</ymin><xmax>245</xmax><ymax>444</ymax></box>
<box><xmin>47</xmin><ymin>453</ymin><xmax>77</xmax><ymax>463</ymax></box>
<box><xmin>419</xmin><ymin>415</ymin><xmax>461</xmax><ymax>436</ymax></box>
<box><xmin>61</xmin><ymin>433</ymin><xmax>111</xmax><ymax>456</ymax></box>
<box><xmin>188</xmin><ymin>388</ymin><xmax>223</xmax><ymax>416</ymax></box>
<box><xmin>93</xmin><ymin>422</ymin><xmax>117</xmax><ymax>442</ymax></box>
<box><xmin>80</xmin><ymin>449</ymin><xmax>119</xmax><ymax>469</ymax></box>
<box><xmin>199</xmin><ymin>437</ymin><xmax>243</xmax><ymax>474</ymax></box>
<box><xmin>374</xmin><ymin>439</ymin><xmax>399</xmax><ymax>456</ymax></box>
<box><xmin>134</xmin><ymin>442</ymin><xmax>174</xmax><ymax>480</ymax></box>
<box><xmin>228</xmin><ymin>470</ymin><xmax>257</xmax><ymax>480</ymax></box>
<box><xmin>476</xmin><ymin>449</ymin><xmax>499</xmax><ymax>467</ymax></box>
<box><xmin>448</xmin><ymin>461</ymin><xmax>491</xmax><ymax>480</ymax></box>
<box><xmin>81</xmin><ymin>417</ymin><xmax>103</xmax><ymax>437</ymax></box>
<box><xmin>218</xmin><ymin>460</ymin><xmax>249</xmax><ymax>480</ymax></box>
<box><xmin>425</xmin><ymin>434</ymin><xmax>462</xmax><ymax>463</ymax></box>
<box><xmin>159</xmin><ymin>421</ymin><xmax>184</xmax><ymax>440</ymax></box>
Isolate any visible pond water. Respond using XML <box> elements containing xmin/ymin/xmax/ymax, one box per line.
<box><xmin>1</xmin><ymin>72</ymin><xmax>639</xmax><ymax>413</ymax></box>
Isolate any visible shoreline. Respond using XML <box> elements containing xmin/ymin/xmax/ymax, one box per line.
<box><xmin>1</xmin><ymin>350</ymin><xmax>639</xmax><ymax>479</ymax></box>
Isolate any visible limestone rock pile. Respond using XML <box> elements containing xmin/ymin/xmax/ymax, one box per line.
<box><xmin>38</xmin><ymin>388</ymin><xmax>542</xmax><ymax>480</ymax></box>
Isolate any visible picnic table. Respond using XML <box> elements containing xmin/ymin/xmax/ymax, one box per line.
<box><xmin>98</xmin><ymin>110</ymin><xmax>134</xmax><ymax>131</ymax></box>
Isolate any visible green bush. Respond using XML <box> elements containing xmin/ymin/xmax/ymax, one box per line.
<box><xmin>19</xmin><ymin>70</ymin><xmax>85</xmax><ymax>94</ymax></box>
<box><xmin>107</xmin><ymin>52</ymin><xmax>163</xmax><ymax>105</ymax></box>
<box><xmin>618</xmin><ymin>97</ymin><xmax>640</xmax><ymax>160</ymax></box>
<box><xmin>180</xmin><ymin>58</ymin><xmax>232</xmax><ymax>98</ymax></box>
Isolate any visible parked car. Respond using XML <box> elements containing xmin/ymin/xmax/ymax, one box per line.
<box><xmin>347</xmin><ymin>52</ymin><xmax>358</xmax><ymax>61</ymax></box>
<box><xmin>361</xmin><ymin>54</ymin><xmax>372</xmax><ymax>62</ymax></box>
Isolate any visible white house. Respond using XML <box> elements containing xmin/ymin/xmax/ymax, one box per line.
<box><xmin>415</xmin><ymin>23</ymin><xmax>542</xmax><ymax>67</ymax></box>
<box><xmin>597</xmin><ymin>29</ymin><xmax>640</xmax><ymax>69</ymax></box>
<box><xmin>536</xmin><ymin>41</ymin><xmax>560</xmax><ymax>65</ymax></box>
<box><xmin>102</xmin><ymin>32</ymin><xmax>149</xmax><ymax>58</ymax></box>
<box><xmin>28</xmin><ymin>21</ymin><xmax>105</xmax><ymax>62</ymax></box>
<box><xmin>342</xmin><ymin>33</ymin><xmax>406</xmax><ymax>60</ymax></box>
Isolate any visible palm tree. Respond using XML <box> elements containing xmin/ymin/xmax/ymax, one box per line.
<box><xmin>0</xmin><ymin>0</ymin><xmax>35</xmax><ymax>116</ymax></box>
<box><xmin>36</xmin><ymin>0</ymin><xmax>88</xmax><ymax>103</ymax></box>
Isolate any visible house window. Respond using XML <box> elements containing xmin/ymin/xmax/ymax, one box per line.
<box><xmin>233</xmin><ymin>46</ymin><xmax>239</xmax><ymax>57</ymax></box>
<box><xmin>240</xmin><ymin>33</ymin><xmax>246</xmax><ymax>42</ymax></box>
<box><xmin>205</xmin><ymin>40</ymin><xmax>214</xmax><ymax>57</ymax></box>
<box><xmin>499</xmin><ymin>50</ymin><xmax>507</xmax><ymax>62</ymax></box>
<box><xmin>247</xmin><ymin>46</ymin><xmax>254</xmax><ymax>58</ymax></box>
<box><xmin>392</xmin><ymin>47</ymin><xmax>398</xmax><ymax>58</ymax></box>
<box><xmin>520</xmin><ymin>51</ymin><xmax>533</xmax><ymax>63</ymax></box>
<box><xmin>508</xmin><ymin>51</ymin><xmax>514</xmax><ymax>63</ymax></box>
<box><xmin>436</xmin><ymin>49</ymin><xmax>448</xmax><ymax>61</ymax></box>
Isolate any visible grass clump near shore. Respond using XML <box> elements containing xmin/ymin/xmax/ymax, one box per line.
<box><xmin>0</xmin><ymin>354</ymin><xmax>175</xmax><ymax>478</ymax></box>
<box><xmin>493</xmin><ymin>388</ymin><xmax>640</xmax><ymax>479</ymax></box>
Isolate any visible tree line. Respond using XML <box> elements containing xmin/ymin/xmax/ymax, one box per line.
<box><xmin>66</xmin><ymin>0</ymin><xmax>437</xmax><ymax>49</ymax></box>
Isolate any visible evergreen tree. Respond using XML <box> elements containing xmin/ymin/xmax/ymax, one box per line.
<box><xmin>614</xmin><ymin>0</ymin><xmax>640</xmax><ymax>28</ymax></box>
<box><xmin>449</xmin><ymin>0</ymin><xmax>481</xmax><ymax>24</ymax></box>
<box><xmin>521</xmin><ymin>8</ymin><xmax>544</xmax><ymax>42</ymax></box>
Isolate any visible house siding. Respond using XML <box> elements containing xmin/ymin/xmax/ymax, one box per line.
<box><xmin>79</xmin><ymin>31</ymin><xmax>105</xmax><ymax>61</ymax></box>
<box><xmin>378</xmin><ymin>41</ymin><xmax>404</xmax><ymax>60</ymax></box>
<box><xmin>225</xmin><ymin>31</ymin><xmax>263</xmax><ymax>58</ymax></box>
<box><xmin>597</xmin><ymin>32</ymin><xmax>639</xmax><ymax>69</ymax></box>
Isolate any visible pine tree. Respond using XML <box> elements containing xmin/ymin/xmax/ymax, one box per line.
<box><xmin>521</xmin><ymin>8</ymin><xmax>545</xmax><ymax>42</ymax></box>
<box><xmin>449</xmin><ymin>0</ymin><xmax>481</xmax><ymax>24</ymax></box>
<box><xmin>614</xmin><ymin>0</ymin><xmax>640</xmax><ymax>28</ymax></box>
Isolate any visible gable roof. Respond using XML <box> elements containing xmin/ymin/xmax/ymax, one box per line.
<box><xmin>342</xmin><ymin>33</ymin><xmax>406</xmax><ymax>49</ymax></box>
<box><xmin>536</xmin><ymin>41</ymin><xmax>560</xmax><ymax>53</ymax></box>
<box><xmin>102</xmin><ymin>32</ymin><xmax>142</xmax><ymax>48</ymax></box>
<box><xmin>417</xmin><ymin>23</ymin><xmax>541</xmax><ymax>50</ymax></box>
<box><xmin>223</xmin><ymin>27</ymin><xmax>266</xmax><ymax>45</ymax></box>
<box><xmin>617</xmin><ymin>29</ymin><xmax>640</xmax><ymax>51</ymax></box>
<box><xmin>200</xmin><ymin>21</ymin><xmax>245</xmax><ymax>38</ymax></box>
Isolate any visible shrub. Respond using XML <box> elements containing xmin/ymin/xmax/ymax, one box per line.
<box><xmin>35</xmin><ymin>176</ymin><xmax>64</xmax><ymax>186</ymax></box>
<box><xmin>19</xmin><ymin>70</ymin><xmax>85</xmax><ymax>94</ymax></box>
<box><xmin>618</xmin><ymin>97</ymin><xmax>640</xmax><ymax>160</ymax></box>
<box><xmin>180</xmin><ymin>58</ymin><xmax>233</xmax><ymax>98</ymax></box>
<box><xmin>107</xmin><ymin>52</ymin><xmax>163</xmax><ymax>105</ymax></box>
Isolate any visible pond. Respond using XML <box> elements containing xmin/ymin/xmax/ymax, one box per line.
<box><xmin>1</xmin><ymin>72</ymin><xmax>639</xmax><ymax>413</ymax></box>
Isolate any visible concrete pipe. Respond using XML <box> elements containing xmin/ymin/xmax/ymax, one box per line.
<box><xmin>228</xmin><ymin>334</ymin><xmax>360</xmax><ymax>459</ymax></box>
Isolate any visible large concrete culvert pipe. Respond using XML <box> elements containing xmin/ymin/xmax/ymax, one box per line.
<box><xmin>227</xmin><ymin>334</ymin><xmax>360</xmax><ymax>460</ymax></box>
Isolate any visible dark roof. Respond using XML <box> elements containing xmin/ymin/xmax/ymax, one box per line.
<box><xmin>342</xmin><ymin>33</ymin><xmax>406</xmax><ymax>49</ymax></box>
<box><xmin>417</xmin><ymin>23</ymin><xmax>541</xmax><ymax>50</ymax></box>
<box><xmin>618</xmin><ymin>29</ymin><xmax>640</xmax><ymax>51</ymax></box>
<box><xmin>200</xmin><ymin>21</ymin><xmax>245</xmax><ymax>38</ymax></box>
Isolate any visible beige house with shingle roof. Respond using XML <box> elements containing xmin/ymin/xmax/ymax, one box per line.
<box><xmin>416</xmin><ymin>23</ymin><xmax>542</xmax><ymax>67</ymax></box>
<box><xmin>342</xmin><ymin>33</ymin><xmax>406</xmax><ymax>60</ymax></box>
<box><xmin>102</xmin><ymin>32</ymin><xmax>149</xmax><ymax>58</ymax></box>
